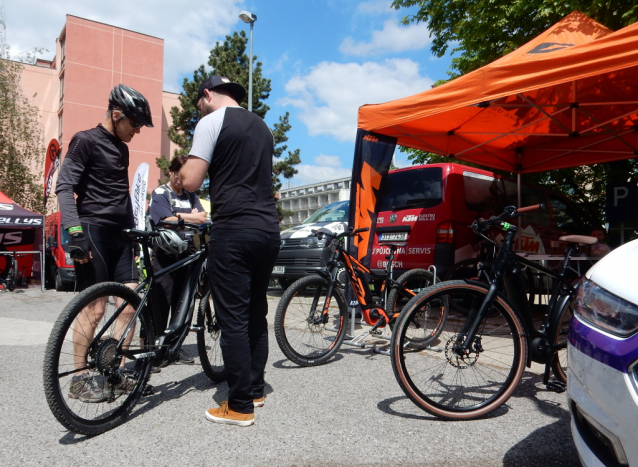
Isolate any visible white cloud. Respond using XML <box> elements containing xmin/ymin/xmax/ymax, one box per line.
<box><xmin>4</xmin><ymin>0</ymin><xmax>243</xmax><ymax>92</ymax></box>
<box><xmin>292</xmin><ymin>164</ymin><xmax>352</xmax><ymax>187</ymax></box>
<box><xmin>280</xmin><ymin>59</ymin><xmax>434</xmax><ymax>142</ymax></box>
<box><xmin>340</xmin><ymin>19</ymin><xmax>431</xmax><ymax>57</ymax></box>
<box><xmin>314</xmin><ymin>154</ymin><xmax>341</xmax><ymax>167</ymax></box>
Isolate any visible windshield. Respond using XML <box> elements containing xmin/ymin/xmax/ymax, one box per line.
<box><xmin>379</xmin><ymin>167</ymin><xmax>443</xmax><ymax>211</ymax></box>
<box><xmin>302</xmin><ymin>200</ymin><xmax>349</xmax><ymax>224</ymax></box>
<box><xmin>60</xmin><ymin>228</ymin><xmax>69</xmax><ymax>245</ymax></box>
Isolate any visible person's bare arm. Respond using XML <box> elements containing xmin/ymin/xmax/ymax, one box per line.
<box><xmin>181</xmin><ymin>156</ymin><xmax>209</xmax><ymax>192</ymax></box>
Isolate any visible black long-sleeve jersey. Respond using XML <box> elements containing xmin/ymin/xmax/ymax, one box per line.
<box><xmin>55</xmin><ymin>124</ymin><xmax>135</xmax><ymax>231</ymax></box>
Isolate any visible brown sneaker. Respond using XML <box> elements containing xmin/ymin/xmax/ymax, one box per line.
<box><xmin>253</xmin><ymin>396</ymin><xmax>265</xmax><ymax>408</ymax></box>
<box><xmin>205</xmin><ymin>402</ymin><xmax>255</xmax><ymax>427</ymax></box>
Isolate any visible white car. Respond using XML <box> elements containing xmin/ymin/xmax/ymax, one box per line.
<box><xmin>568</xmin><ymin>239</ymin><xmax>638</xmax><ymax>466</ymax></box>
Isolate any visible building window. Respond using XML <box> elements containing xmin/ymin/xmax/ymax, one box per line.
<box><xmin>59</xmin><ymin>73</ymin><xmax>64</xmax><ymax>100</ymax></box>
<box><xmin>60</xmin><ymin>36</ymin><xmax>66</xmax><ymax>65</ymax></box>
<box><xmin>58</xmin><ymin>112</ymin><xmax>63</xmax><ymax>139</ymax></box>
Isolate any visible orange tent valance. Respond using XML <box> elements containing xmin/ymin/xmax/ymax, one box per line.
<box><xmin>357</xmin><ymin>12</ymin><xmax>638</xmax><ymax>174</ymax></box>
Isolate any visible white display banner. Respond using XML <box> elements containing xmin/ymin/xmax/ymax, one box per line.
<box><xmin>131</xmin><ymin>162</ymin><xmax>149</xmax><ymax>230</ymax></box>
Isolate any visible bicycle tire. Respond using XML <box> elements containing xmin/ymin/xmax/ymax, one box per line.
<box><xmin>391</xmin><ymin>281</ymin><xmax>527</xmax><ymax>420</ymax></box>
<box><xmin>387</xmin><ymin>269</ymin><xmax>445</xmax><ymax>348</ymax></box>
<box><xmin>43</xmin><ymin>282</ymin><xmax>154</xmax><ymax>435</ymax></box>
<box><xmin>550</xmin><ymin>296</ymin><xmax>574</xmax><ymax>384</ymax></box>
<box><xmin>274</xmin><ymin>274</ymin><xmax>348</xmax><ymax>367</ymax></box>
<box><xmin>196</xmin><ymin>290</ymin><xmax>227</xmax><ymax>383</ymax></box>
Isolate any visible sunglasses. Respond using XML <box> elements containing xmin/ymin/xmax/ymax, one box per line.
<box><xmin>121</xmin><ymin>114</ymin><xmax>144</xmax><ymax>129</ymax></box>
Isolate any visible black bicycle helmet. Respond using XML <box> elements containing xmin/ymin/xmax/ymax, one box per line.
<box><xmin>108</xmin><ymin>84</ymin><xmax>154</xmax><ymax>128</ymax></box>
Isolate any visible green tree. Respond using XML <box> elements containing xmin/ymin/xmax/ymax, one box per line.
<box><xmin>392</xmin><ymin>0</ymin><xmax>638</xmax><ymax>239</ymax></box>
<box><xmin>167</xmin><ymin>31</ymin><xmax>300</xmax><ymax>218</ymax></box>
<box><xmin>392</xmin><ymin>0</ymin><xmax>638</xmax><ymax>77</ymax></box>
<box><xmin>0</xmin><ymin>19</ymin><xmax>44</xmax><ymax>213</ymax></box>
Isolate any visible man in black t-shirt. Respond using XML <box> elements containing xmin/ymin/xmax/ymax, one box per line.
<box><xmin>181</xmin><ymin>76</ymin><xmax>280</xmax><ymax>427</ymax></box>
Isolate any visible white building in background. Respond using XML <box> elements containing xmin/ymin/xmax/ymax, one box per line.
<box><xmin>279</xmin><ymin>177</ymin><xmax>351</xmax><ymax>229</ymax></box>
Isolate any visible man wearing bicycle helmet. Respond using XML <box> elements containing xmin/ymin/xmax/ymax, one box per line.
<box><xmin>148</xmin><ymin>155</ymin><xmax>206</xmax><ymax>365</ymax></box>
<box><xmin>55</xmin><ymin>84</ymin><xmax>154</xmax><ymax>402</ymax></box>
<box><xmin>181</xmin><ymin>76</ymin><xmax>280</xmax><ymax>427</ymax></box>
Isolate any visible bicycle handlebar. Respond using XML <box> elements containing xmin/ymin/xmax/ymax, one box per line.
<box><xmin>474</xmin><ymin>204</ymin><xmax>545</xmax><ymax>231</ymax></box>
<box><xmin>312</xmin><ymin>226</ymin><xmax>370</xmax><ymax>240</ymax></box>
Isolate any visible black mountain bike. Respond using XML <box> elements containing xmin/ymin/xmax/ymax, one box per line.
<box><xmin>390</xmin><ymin>205</ymin><xmax>596</xmax><ymax>420</ymax></box>
<box><xmin>43</xmin><ymin>222</ymin><xmax>224</xmax><ymax>435</ymax></box>
<box><xmin>275</xmin><ymin>227</ymin><xmax>441</xmax><ymax>367</ymax></box>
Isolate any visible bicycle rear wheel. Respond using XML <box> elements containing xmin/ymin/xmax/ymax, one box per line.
<box><xmin>550</xmin><ymin>297</ymin><xmax>574</xmax><ymax>384</ymax></box>
<box><xmin>196</xmin><ymin>290</ymin><xmax>226</xmax><ymax>383</ymax></box>
<box><xmin>387</xmin><ymin>269</ymin><xmax>444</xmax><ymax>348</ymax></box>
<box><xmin>274</xmin><ymin>274</ymin><xmax>348</xmax><ymax>367</ymax></box>
<box><xmin>391</xmin><ymin>281</ymin><xmax>526</xmax><ymax>420</ymax></box>
<box><xmin>43</xmin><ymin>282</ymin><xmax>154</xmax><ymax>435</ymax></box>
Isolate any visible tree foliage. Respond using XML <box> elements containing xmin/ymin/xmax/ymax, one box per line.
<box><xmin>392</xmin><ymin>0</ymin><xmax>638</xmax><ymax>239</ymax></box>
<box><xmin>167</xmin><ymin>31</ymin><xmax>300</xmax><ymax>218</ymax></box>
<box><xmin>0</xmin><ymin>19</ymin><xmax>44</xmax><ymax>213</ymax></box>
<box><xmin>392</xmin><ymin>0</ymin><xmax>638</xmax><ymax>77</ymax></box>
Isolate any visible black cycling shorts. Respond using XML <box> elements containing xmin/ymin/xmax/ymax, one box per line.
<box><xmin>74</xmin><ymin>223</ymin><xmax>138</xmax><ymax>291</ymax></box>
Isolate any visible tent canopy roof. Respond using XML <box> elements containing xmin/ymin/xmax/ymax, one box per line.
<box><xmin>0</xmin><ymin>192</ymin><xmax>43</xmax><ymax>228</ymax></box>
<box><xmin>357</xmin><ymin>12</ymin><xmax>638</xmax><ymax>174</ymax></box>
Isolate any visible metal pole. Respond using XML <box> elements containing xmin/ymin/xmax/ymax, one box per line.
<box><xmin>248</xmin><ymin>22</ymin><xmax>253</xmax><ymax>112</ymax></box>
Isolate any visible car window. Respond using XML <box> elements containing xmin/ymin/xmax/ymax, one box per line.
<box><xmin>503</xmin><ymin>181</ymin><xmax>551</xmax><ymax>227</ymax></box>
<box><xmin>463</xmin><ymin>171</ymin><xmax>507</xmax><ymax>216</ymax></box>
<box><xmin>378</xmin><ymin>167</ymin><xmax>442</xmax><ymax>211</ymax></box>
<box><xmin>302</xmin><ymin>200</ymin><xmax>349</xmax><ymax>224</ymax></box>
<box><xmin>550</xmin><ymin>196</ymin><xmax>583</xmax><ymax>233</ymax></box>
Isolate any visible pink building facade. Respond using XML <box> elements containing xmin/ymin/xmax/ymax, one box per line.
<box><xmin>20</xmin><ymin>15</ymin><xmax>181</xmax><ymax>212</ymax></box>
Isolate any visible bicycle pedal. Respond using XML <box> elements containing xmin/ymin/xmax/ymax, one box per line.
<box><xmin>546</xmin><ymin>381</ymin><xmax>566</xmax><ymax>393</ymax></box>
<box><xmin>371</xmin><ymin>329</ymin><xmax>383</xmax><ymax>336</ymax></box>
<box><xmin>189</xmin><ymin>326</ymin><xmax>203</xmax><ymax>332</ymax></box>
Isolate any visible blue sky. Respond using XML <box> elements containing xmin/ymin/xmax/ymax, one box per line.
<box><xmin>7</xmin><ymin>0</ymin><xmax>454</xmax><ymax>187</ymax></box>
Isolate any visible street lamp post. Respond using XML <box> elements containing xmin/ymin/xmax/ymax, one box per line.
<box><xmin>239</xmin><ymin>10</ymin><xmax>257</xmax><ymax>112</ymax></box>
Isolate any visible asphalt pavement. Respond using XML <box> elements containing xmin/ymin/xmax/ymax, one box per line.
<box><xmin>0</xmin><ymin>286</ymin><xmax>581</xmax><ymax>467</ymax></box>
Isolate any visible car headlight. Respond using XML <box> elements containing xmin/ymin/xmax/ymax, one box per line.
<box><xmin>65</xmin><ymin>252</ymin><xmax>74</xmax><ymax>266</ymax></box>
<box><xmin>574</xmin><ymin>278</ymin><xmax>638</xmax><ymax>337</ymax></box>
<box><xmin>299</xmin><ymin>237</ymin><xmax>327</xmax><ymax>248</ymax></box>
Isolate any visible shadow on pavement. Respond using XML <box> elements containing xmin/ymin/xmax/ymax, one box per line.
<box><xmin>271</xmin><ymin>353</ymin><xmax>343</xmax><ymax>369</ymax></box>
<box><xmin>503</xmin><ymin>419</ymin><xmax>579</xmax><ymax>466</ymax></box>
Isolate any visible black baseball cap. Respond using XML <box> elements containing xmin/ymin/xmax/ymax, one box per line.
<box><xmin>197</xmin><ymin>76</ymin><xmax>246</xmax><ymax>103</ymax></box>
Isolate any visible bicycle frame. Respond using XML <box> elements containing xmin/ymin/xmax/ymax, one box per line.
<box><xmin>459</xmin><ymin>219</ymin><xmax>578</xmax><ymax>369</ymax></box>
<box><xmin>322</xmin><ymin>234</ymin><xmax>406</xmax><ymax>328</ymax></box>
<box><xmin>92</xmin><ymin>225</ymin><xmax>209</xmax><ymax>365</ymax></box>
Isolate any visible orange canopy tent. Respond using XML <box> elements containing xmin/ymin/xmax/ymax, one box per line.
<box><xmin>357</xmin><ymin>11</ymin><xmax>638</xmax><ymax>174</ymax></box>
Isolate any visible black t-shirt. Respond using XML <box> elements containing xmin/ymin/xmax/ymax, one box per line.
<box><xmin>189</xmin><ymin>106</ymin><xmax>280</xmax><ymax>232</ymax></box>
<box><xmin>55</xmin><ymin>124</ymin><xmax>134</xmax><ymax>230</ymax></box>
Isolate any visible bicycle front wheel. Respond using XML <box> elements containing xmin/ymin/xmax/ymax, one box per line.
<box><xmin>387</xmin><ymin>269</ymin><xmax>444</xmax><ymax>349</ymax></box>
<box><xmin>43</xmin><ymin>282</ymin><xmax>154</xmax><ymax>435</ymax></box>
<box><xmin>274</xmin><ymin>274</ymin><xmax>348</xmax><ymax>367</ymax></box>
<box><xmin>391</xmin><ymin>281</ymin><xmax>526</xmax><ymax>420</ymax></box>
<box><xmin>196</xmin><ymin>290</ymin><xmax>226</xmax><ymax>383</ymax></box>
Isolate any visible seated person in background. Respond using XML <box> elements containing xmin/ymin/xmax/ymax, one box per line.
<box><xmin>148</xmin><ymin>155</ymin><xmax>207</xmax><ymax>366</ymax></box>
<box><xmin>589</xmin><ymin>228</ymin><xmax>611</xmax><ymax>258</ymax></box>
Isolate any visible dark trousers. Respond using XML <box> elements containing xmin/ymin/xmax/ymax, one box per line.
<box><xmin>151</xmin><ymin>246</ymin><xmax>194</xmax><ymax>336</ymax></box>
<box><xmin>207</xmin><ymin>228</ymin><xmax>280</xmax><ymax>414</ymax></box>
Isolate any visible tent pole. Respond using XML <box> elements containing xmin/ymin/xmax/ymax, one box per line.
<box><xmin>517</xmin><ymin>172</ymin><xmax>522</xmax><ymax>251</ymax></box>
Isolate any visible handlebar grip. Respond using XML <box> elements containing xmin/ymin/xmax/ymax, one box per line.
<box><xmin>352</xmin><ymin>227</ymin><xmax>370</xmax><ymax>234</ymax></box>
<box><xmin>517</xmin><ymin>203</ymin><xmax>545</xmax><ymax>213</ymax></box>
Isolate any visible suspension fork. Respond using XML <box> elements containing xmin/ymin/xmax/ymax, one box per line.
<box><xmin>458</xmin><ymin>228</ymin><xmax>515</xmax><ymax>352</ymax></box>
<box><xmin>310</xmin><ymin>248</ymin><xmax>340</xmax><ymax>323</ymax></box>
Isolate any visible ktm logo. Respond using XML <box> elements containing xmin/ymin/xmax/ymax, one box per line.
<box><xmin>363</xmin><ymin>135</ymin><xmax>378</xmax><ymax>143</ymax></box>
<box><xmin>403</xmin><ymin>215</ymin><xmax>418</xmax><ymax>222</ymax></box>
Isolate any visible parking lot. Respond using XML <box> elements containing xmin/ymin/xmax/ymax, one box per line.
<box><xmin>0</xmin><ymin>287</ymin><xmax>581</xmax><ymax>466</ymax></box>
